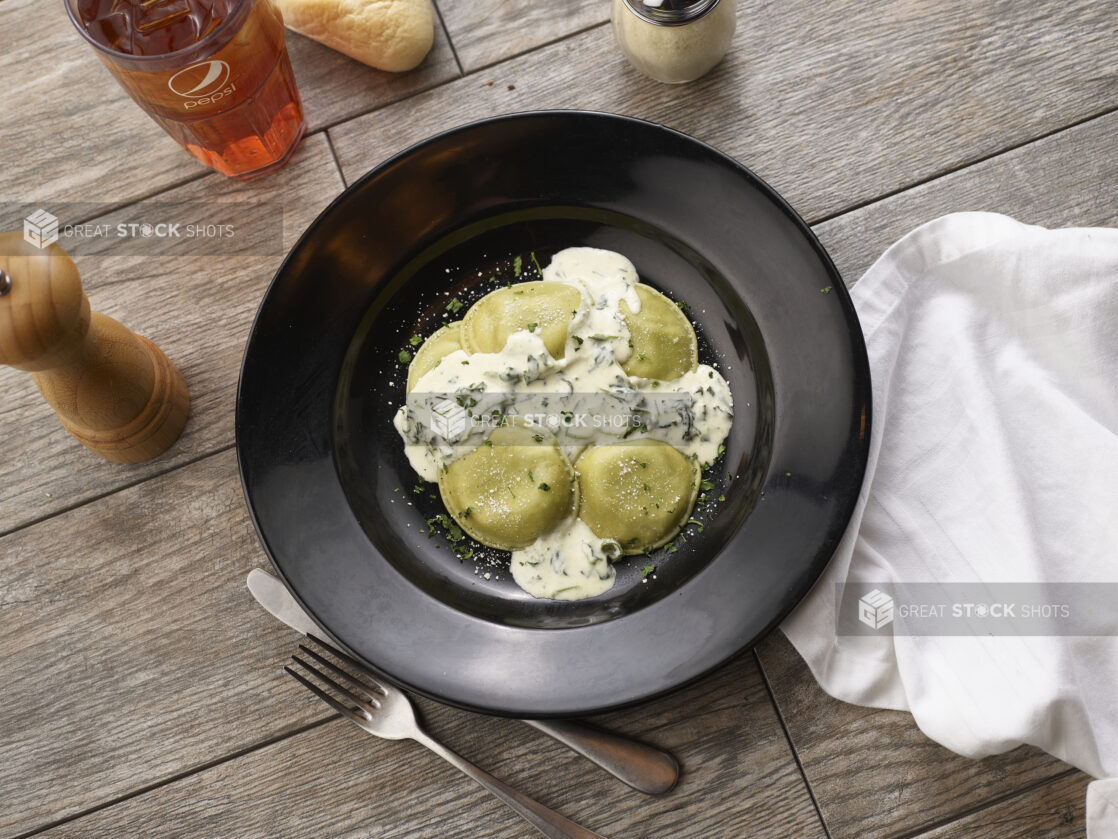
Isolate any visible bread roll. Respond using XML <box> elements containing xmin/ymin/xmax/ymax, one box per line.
<box><xmin>275</xmin><ymin>0</ymin><xmax>434</xmax><ymax>72</ymax></box>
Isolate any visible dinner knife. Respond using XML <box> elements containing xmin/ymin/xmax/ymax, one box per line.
<box><xmin>247</xmin><ymin>568</ymin><xmax>679</xmax><ymax>794</ymax></box>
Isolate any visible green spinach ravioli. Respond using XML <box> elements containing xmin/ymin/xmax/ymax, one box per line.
<box><xmin>462</xmin><ymin>282</ymin><xmax>581</xmax><ymax>359</ymax></box>
<box><xmin>437</xmin><ymin>422</ymin><xmax>577</xmax><ymax>551</ymax></box>
<box><xmin>395</xmin><ymin>246</ymin><xmax>734</xmax><ymax>601</ymax></box>
<box><xmin>575</xmin><ymin>440</ymin><xmax>700</xmax><ymax>553</ymax></box>
<box><xmin>406</xmin><ymin>321</ymin><xmax>463</xmax><ymax>393</ymax></box>
<box><xmin>619</xmin><ymin>284</ymin><xmax>699</xmax><ymax>381</ymax></box>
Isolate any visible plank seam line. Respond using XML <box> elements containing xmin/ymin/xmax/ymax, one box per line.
<box><xmin>889</xmin><ymin>766</ymin><xmax>1082</xmax><ymax>839</ymax></box>
<box><xmin>753</xmin><ymin>649</ymin><xmax>835</xmax><ymax>839</ymax></box>
<box><xmin>66</xmin><ymin>170</ymin><xmax>212</xmax><ymax>228</ymax></box>
<box><xmin>10</xmin><ymin>715</ymin><xmax>339</xmax><ymax>839</ymax></box>
<box><xmin>456</xmin><ymin>20</ymin><xmax>611</xmax><ymax>78</ymax></box>
<box><xmin>808</xmin><ymin>102</ymin><xmax>1118</xmax><ymax>228</ymax></box>
<box><xmin>315</xmin><ymin>21</ymin><xmax>611</xmax><ymax>136</ymax></box>
<box><xmin>322</xmin><ymin>130</ymin><xmax>349</xmax><ymax>189</ymax></box>
<box><xmin>46</xmin><ymin>126</ymin><xmax>337</xmax><ymax>230</ymax></box>
<box><xmin>430</xmin><ymin>0</ymin><xmax>465</xmax><ymax>77</ymax></box>
<box><xmin>0</xmin><ymin>443</ymin><xmax>236</xmax><ymax>541</ymax></box>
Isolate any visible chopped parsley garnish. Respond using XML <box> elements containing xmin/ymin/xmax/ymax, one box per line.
<box><xmin>700</xmin><ymin>479</ymin><xmax>715</xmax><ymax>492</ymax></box>
<box><xmin>530</xmin><ymin>251</ymin><xmax>543</xmax><ymax>273</ymax></box>
<box><xmin>538</xmin><ymin>482</ymin><xmax>551</xmax><ymax>491</ymax></box>
<box><xmin>446</xmin><ymin>297</ymin><xmax>464</xmax><ymax>313</ymax></box>
<box><xmin>408</xmin><ymin>334</ymin><xmax>423</xmax><ymax>346</ymax></box>
<box><xmin>641</xmin><ymin>564</ymin><xmax>656</xmax><ymax>579</ymax></box>
<box><xmin>426</xmin><ymin>513</ymin><xmax>464</xmax><ymax>543</ymax></box>
<box><xmin>571</xmin><ymin>335</ymin><xmax>584</xmax><ymax>346</ymax></box>
<box><xmin>398</xmin><ymin>349</ymin><xmax>412</xmax><ymax>363</ymax></box>
<box><xmin>513</xmin><ymin>255</ymin><xmax>523</xmax><ymax>276</ymax></box>
<box><xmin>676</xmin><ymin>300</ymin><xmax>690</xmax><ymax>310</ymax></box>
<box><xmin>532</xmin><ymin>434</ymin><xmax>544</xmax><ymax>442</ymax></box>
<box><xmin>527</xmin><ymin>322</ymin><xmax>538</xmax><ymax>332</ymax></box>
<box><xmin>820</xmin><ymin>286</ymin><xmax>833</xmax><ymax>294</ymax></box>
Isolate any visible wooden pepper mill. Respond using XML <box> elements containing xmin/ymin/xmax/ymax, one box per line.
<box><xmin>0</xmin><ymin>232</ymin><xmax>189</xmax><ymax>464</ymax></box>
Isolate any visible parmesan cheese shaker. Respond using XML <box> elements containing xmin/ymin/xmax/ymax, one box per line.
<box><xmin>611</xmin><ymin>0</ymin><xmax>736</xmax><ymax>84</ymax></box>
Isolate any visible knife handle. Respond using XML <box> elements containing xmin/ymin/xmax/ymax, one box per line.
<box><xmin>523</xmin><ymin>718</ymin><xmax>679</xmax><ymax>794</ymax></box>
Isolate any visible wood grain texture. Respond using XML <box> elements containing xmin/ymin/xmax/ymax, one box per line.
<box><xmin>0</xmin><ymin>0</ymin><xmax>190</xmax><ymax>212</ymax></box>
<box><xmin>0</xmin><ymin>0</ymin><xmax>453</xmax><ymax>218</ymax></box>
<box><xmin>434</xmin><ymin>0</ymin><xmax>607</xmax><ymax>72</ymax></box>
<box><xmin>286</xmin><ymin>15</ymin><xmax>460</xmax><ymax>134</ymax></box>
<box><xmin>912</xmin><ymin>772</ymin><xmax>1091</xmax><ymax>839</ymax></box>
<box><xmin>330</xmin><ymin>0</ymin><xmax>1118</xmax><ymax>224</ymax></box>
<box><xmin>25</xmin><ymin>643</ymin><xmax>825</xmax><ymax>839</ymax></box>
<box><xmin>0</xmin><ymin>133</ymin><xmax>343</xmax><ymax>535</ymax></box>
<box><xmin>755</xmin><ymin>632</ymin><xmax>1074</xmax><ymax>839</ymax></box>
<box><xmin>0</xmin><ymin>449</ymin><xmax>331</xmax><ymax>838</ymax></box>
<box><xmin>815</xmin><ymin>109</ymin><xmax>1118</xmax><ymax>285</ymax></box>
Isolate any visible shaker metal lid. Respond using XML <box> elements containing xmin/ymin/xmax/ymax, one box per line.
<box><xmin>621</xmin><ymin>0</ymin><xmax>722</xmax><ymax>25</ymax></box>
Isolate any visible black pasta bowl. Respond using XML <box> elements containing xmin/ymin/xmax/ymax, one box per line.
<box><xmin>236</xmin><ymin>110</ymin><xmax>870</xmax><ymax>717</ymax></box>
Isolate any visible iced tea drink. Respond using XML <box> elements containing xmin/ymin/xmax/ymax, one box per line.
<box><xmin>66</xmin><ymin>0</ymin><xmax>306</xmax><ymax>179</ymax></box>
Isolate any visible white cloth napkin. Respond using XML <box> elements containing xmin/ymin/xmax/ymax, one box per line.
<box><xmin>781</xmin><ymin>212</ymin><xmax>1118</xmax><ymax>836</ymax></box>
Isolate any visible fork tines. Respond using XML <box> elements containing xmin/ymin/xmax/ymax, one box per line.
<box><xmin>284</xmin><ymin>635</ymin><xmax>387</xmax><ymax>723</ymax></box>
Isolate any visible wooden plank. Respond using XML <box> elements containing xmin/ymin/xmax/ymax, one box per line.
<box><xmin>0</xmin><ymin>0</ymin><xmax>455</xmax><ymax>214</ymax></box>
<box><xmin>815</xmin><ymin>109</ymin><xmax>1118</xmax><ymax>285</ymax></box>
<box><xmin>0</xmin><ymin>449</ymin><xmax>328</xmax><ymax>837</ymax></box>
<box><xmin>23</xmin><ymin>638</ymin><xmax>825</xmax><ymax>839</ymax></box>
<box><xmin>0</xmin><ymin>0</ymin><xmax>190</xmax><ymax>209</ymax></box>
<box><xmin>0</xmin><ymin>133</ymin><xmax>344</xmax><ymax>536</ymax></box>
<box><xmin>755</xmin><ymin>632</ymin><xmax>1073</xmax><ymax>839</ymax></box>
<box><xmin>286</xmin><ymin>15</ymin><xmax>460</xmax><ymax>134</ymax></box>
<box><xmin>330</xmin><ymin>0</ymin><xmax>1118</xmax><ymax>225</ymax></box>
<box><xmin>912</xmin><ymin>772</ymin><xmax>1091</xmax><ymax>839</ymax></box>
<box><xmin>434</xmin><ymin>0</ymin><xmax>607</xmax><ymax>73</ymax></box>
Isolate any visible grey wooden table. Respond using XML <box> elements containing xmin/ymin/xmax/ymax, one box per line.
<box><xmin>1</xmin><ymin>0</ymin><xmax>1114</xmax><ymax>836</ymax></box>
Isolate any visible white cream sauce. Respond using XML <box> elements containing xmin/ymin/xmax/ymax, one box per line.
<box><xmin>394</xmin><ymin>247</ymin><xmax>734</xmax><ymax>601</ymax></box>
<box><xmin>510</xmin><ymin>516</ymin><xmax>621</xmax><ymax>600</ymax></box>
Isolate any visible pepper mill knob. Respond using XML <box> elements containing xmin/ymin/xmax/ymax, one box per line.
<box><xmin>0</xmin><ymin>233</ymin><xmax>189</xmax><ymax>463</ymax></box>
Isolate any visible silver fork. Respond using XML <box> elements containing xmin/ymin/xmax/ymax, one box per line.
<box><xmin>287</xmin><ymin>636</ymin><xmax>610</xmax><ymax>839</ymax></box>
